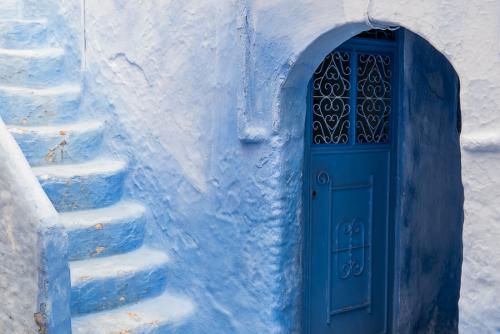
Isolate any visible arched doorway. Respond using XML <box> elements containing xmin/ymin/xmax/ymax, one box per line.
<box><xmin>301</xmin><ymin>28</ymin><xmax>463</xmax><ymax>333</ymax></box>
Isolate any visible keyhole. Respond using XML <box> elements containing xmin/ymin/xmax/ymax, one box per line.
<box><xmin>312</xmin><ymin>190</ymin><xmax>317</xmax><ymax>199</ymax></box>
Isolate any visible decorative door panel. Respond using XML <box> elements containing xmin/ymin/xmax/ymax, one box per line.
<box><xmin>309</xmin><ymin>152</ymin><xmax>390</xmax><ymax>334</ymax></box>
<box><xmin>330</xmin><ymin>181</ymin><xmax>372</xmax><ymax>317</ymax></box>
<box><xmin>305</xmin><ymin>30</ymin><xmax>397</xmax><ymax>334</ymax></box>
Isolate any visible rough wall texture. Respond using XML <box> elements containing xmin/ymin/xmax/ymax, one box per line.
<box><xmin>79</xmin><ymin>0</ymin><xmax>499</xmax><ymax>333</ymax></box>
<box><xmin>396</xmin><ymin>31</ymin><xmax>463</xmax><ymax>334</ymax></box>
<box><xmin>0</xmin><ymin>118</ymin><xmax>41</xmax><ymax>333</ymax></box>
<box><xmin>1</xmin><ymin>0</ymin><xmax>22</xmax><ymax>18</ymax></box>
<box><xmin>0</xmin><ymin>118</ymin><xmax>70</xmax><ymax>333</ymax></box>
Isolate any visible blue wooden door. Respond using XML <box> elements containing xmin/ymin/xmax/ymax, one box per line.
<box><xmin>304</xmin><ymin>30</ymin><xmax>398</xmax><ymax>334</ymax></box>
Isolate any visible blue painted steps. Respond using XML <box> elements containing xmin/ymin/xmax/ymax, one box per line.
<box><xmin>0</xmin><ymin>84</ymin><xmax>81</xmax><ymax>125</ymax></box>
<box><xmin>8</xmin><ymin>120</ymin><xmax>104</xmax><ymax>165</ymax></box>
<box><xmin>71</xmin><ymin>292</ymin><xmax>195</xmax><ymax>334</ymax></box>
<box><xmin>70</xmin><ymin>246</ymin><xmax>170</xmax><ymax>315</ymax></box>
<box><xmin>61</xmin><ymin>200</ymin><xmax>147</xmax><ymax>261</ymax></box>
<box><xmin>0</xmin><ymin>47</ymin><xmax>66</xmax><ymax>87</ymax></box>
<box><xmin>0</xmin><ymin>11</ymin><xmax>195</xmax><ymax>334</ymax></box>
<box><xmin>0</xmin><ymin>19</ymin><xmax>48</xmax><ymax>49</ymax></box>
<box><xmin>33</xmin><ymin>158</ymin><xmax>127</xmax><ymax>211</ymax></box>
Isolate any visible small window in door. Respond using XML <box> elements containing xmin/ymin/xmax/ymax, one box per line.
<box><xmin>311</xmin><ymin>30</ymin><xmax>395</xmax><ymax>145</ymax></box>
<box><xmin>356</xmin><ymin>53</ymin><xmax>392</xmax><ymax>144</ymax></box>
<box><xmin>312</xmin><ymin>51</ymin><xmax>351</xmax><ymax>144</ymax></box>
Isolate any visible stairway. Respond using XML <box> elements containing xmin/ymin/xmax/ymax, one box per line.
<box><xmin>0</xmin><ymin>12</ymin><xmax>194</xmax><ymax>334</ymax></box>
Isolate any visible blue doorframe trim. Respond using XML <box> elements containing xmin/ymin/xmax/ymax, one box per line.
<box><xmin>302</xmin><ymin>30</ymin><xmax>402</xmax><ymax>334</ymax></box>
<box><xmin>388</xmin><ymin>28</ymin><xmax>405</xmax><ymax>333</ymax></box>
<box><xmin>302</xmin><ymin>77</ymin><xmax>313</xmax><ymax>333</ymax></box>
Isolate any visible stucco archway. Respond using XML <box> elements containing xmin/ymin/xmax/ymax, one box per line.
<box><xmin>276</xmin><ymin>23</ymin><xmax>463</xmax><ymax>333</ymax></box>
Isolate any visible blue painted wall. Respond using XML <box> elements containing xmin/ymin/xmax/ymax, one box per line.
<box><xmin>0</xmin><ymin>0</ymin><xmax>495</xmax><ymax>332</ymax></box>
<box><xmin>395</xmin><ymin>30</ymin><xmax>464</xmax><ymax>334</ymax></box>
<box><xmin>28</xmin><ymin>1</ymin><xmax>464</xmax><ymax>331</ymax></box>
<box><xmin>56</xmin><ymin>16</ymin><xmax>464</xmax><ymax>333</ymax></box>
<box><xmin>82</xmin><ymin>2</ymin><xmax>297</xmax><ymax>332</ymax></box>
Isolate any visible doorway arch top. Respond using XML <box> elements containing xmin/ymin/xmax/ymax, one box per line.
<box><xmin>270</xmin><ymin>22</ymin><xmax>464</xmax><ymax>333</ymax></box>
<box><xmin>239</xmin><ymin>2</ymin><xmax>498</xmax><ymax>333</ymax></box>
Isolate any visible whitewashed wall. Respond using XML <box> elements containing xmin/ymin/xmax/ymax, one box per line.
<box><xmin>0</xmin><ymin>118</ymin><xmax>58</xmax><ymax>333</ymax></box>
<box><xmin>81</xmin><ymin>0</ymin><xmax>500</xmax><ymax>332</ymax></box>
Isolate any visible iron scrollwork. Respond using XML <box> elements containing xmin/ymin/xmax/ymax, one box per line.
<box><xmin>312</xmin><ymin>51</ymin><xmax>351</xmax><ymax>144</ymax></box>
<box><xmin>356</xmin><ymin>53</ymin><xmax>392</xmax><ymax>143</ymax></box>
<box><xmin>316</xmin><ymin>171</ymin><xmax>331</xmax><ymax>185</ymax></box>
<box><xmin>336</xmin><ymin>218</ymin><xmax>366</xmax><ymax>279</ymax></box>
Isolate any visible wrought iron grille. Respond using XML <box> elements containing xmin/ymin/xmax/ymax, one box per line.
<box><xmin>356</xmin><ymin>53</ymin><xmax>392</xmax><ymax>143</ymax></box>
<box><xmin>312</xmin><ymin>51</ymin><xmax>351</xmax><ymax>144</ymax></box>
<box><xmin>311</xmin><ymin>31</ymin><xmax>394</xmax><ymax>145</ymax></box>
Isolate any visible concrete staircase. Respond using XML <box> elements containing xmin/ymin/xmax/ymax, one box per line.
<box><xmin>0</xmin><ymin>11</ymin><xmax>194</xmax><ymax>334</ymax></box>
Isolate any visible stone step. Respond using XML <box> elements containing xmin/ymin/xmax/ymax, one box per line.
<box><xmin>0</xmin><ymin>84</ymin><xmax>81</xmax><ymax>125</ymax></box>
<box><xmin>33</xmin><ymin>158</ymin><xmax>127</xmax><ymax>211</ymax></box>
<box><xmin>61</xmin><ymin>200</ymin><xmax>147</xmax><ymax>261</ymax></box>
<box><xmin>70</xmin><ymin>246</ymin><xmax>170</xmax><ymax>315</ymax></box>
<box><xmin>71</xmin><ymin>292</ymin><xmax>194</xmax><ymax>334</ymax></box>
<box><xmin>0</xmin><ymin>19</ymin><xmax>48</xmax><ymax>49</ymax></box>
<box><xmin>0</xmin><ymin>47</ymin><xmax>66</xmax><ymax>86</ymax></box>
<box><xmin>8</xmin><ymin>120</ymin><xmax>104</xmax><ymax>166</ymax></box>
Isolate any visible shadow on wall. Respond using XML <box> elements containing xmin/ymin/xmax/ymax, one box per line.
<box><xmin>396</xmin><ymin>29</ymin><xmax>463</xmax><ymax>334</ymax></box>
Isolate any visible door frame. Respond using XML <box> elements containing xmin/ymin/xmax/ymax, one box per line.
<box><xmin>302</xmin><ymin>29</ymin><xmax>405</xmax><ymax>334</ymax></box>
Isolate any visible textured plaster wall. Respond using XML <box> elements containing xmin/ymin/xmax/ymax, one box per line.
<box><xmin>0</xmin><ymin>118</ymin><xmax>70</xmax><ymax>333</ymax></box>
<box><xmin>1</xmin><ymin>0</ymin><xmax>22</xmax><ymax>18</ymax></box>
<box><xmin>84</xmin><ymin>1</ymin><xmax>292</xmax><ymax>332</ymax></box>
<box><xmin>0</xmin><ymin>119</ymin><xmax>41</xmax><ymax>333</ymax></box>
<box><xmin>396</xmin><ymin>31</ymin><xmax>463</xmax><ymax>333</ymax></box>
<box><xmin>81</xmin><ymin>0</ymin><xmax>500</xmax><ymax>333</ymax></box>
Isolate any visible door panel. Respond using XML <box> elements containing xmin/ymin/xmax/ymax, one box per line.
<box><xmin>305</xmin><ymin>30</ymin><xmax>397</xmax><ymax>334</ymax></box>
<box><xmin>309</xmin><ymin>151</ymin><xmax>390</xmax><ymax>334</ymax></box>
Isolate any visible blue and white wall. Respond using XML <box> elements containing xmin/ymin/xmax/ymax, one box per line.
<box><xmin>1</xmin><ymin>0</ymin><xmax>500</xmax><ymax>332</ymax></box>
<box><xmin>0</xmin><ymin>1</ymin><xmax>77</xmax><ymax>332</ymax></box>
<box><xmin>80</xmin><ymin>0</ymin><xmax>500</xmax><ymax>332</ymax></box>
